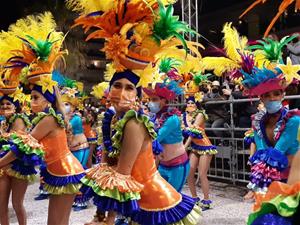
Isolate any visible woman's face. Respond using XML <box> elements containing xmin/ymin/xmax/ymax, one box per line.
<box><xmin>186</xmin><ymin>100</ymin><xmax>197</xmax><ymax>113</ymax></box>
<box><xmin>260</xmin><ymin>90</ymin><xmax>284</xmax><ymax>104</ymax></box>
<box><xmin>109</xmin><ymin>78</ymin><xmax>137</xmax><ymax>113</ymax></box>
<box><xmin>30</xmin><ymin>90</ymin><xmax>49</xmax><ymax>114</ymax></box>
<box><xmin>0</xmin><ymin>99</ymin><xmax>16</xmax><ymax>118</ymax></box>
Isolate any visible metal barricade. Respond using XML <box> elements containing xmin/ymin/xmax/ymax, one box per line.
<box><xmin>169</xmin><ymin>95</ymin><xmax>300</xmax><ymax>185</ymax></box>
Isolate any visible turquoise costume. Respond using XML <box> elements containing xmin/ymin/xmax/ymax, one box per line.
<box><xmin>248</xmin><ymin>108</ymin><xmax>300</xmax><ymax>192</ymax></box>
<box><xmin>156</xmin><ymin>112</ymin><xmax>190</xmax><ymax>192</ymax></box>
<box><xmin>69</xmin><ymin>114</ymin><xmax>90</xmax><ymax>167</ymax></box>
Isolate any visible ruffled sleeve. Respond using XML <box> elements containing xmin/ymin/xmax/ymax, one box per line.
<box><xmin>3</xmin><ymin>132</ymin><xmax>44</xmax><ymax>166</ymax></box>
<box><xmin>32</xmin><ymin>107</ymin><xmax>65</xmax><ymax>128</ymax></box>
<box><xmin>248</xmin><ymin>181</ymin><xmax>300</xmax><ymax>225</ymax></box>
<box><xmin>244</xmin><ymin>129</ymin><xmax>255</xmax><ymax>147</ymax></box>
<box><xmin>9</xmin><ymin>113</ymin><xmax>31</xmax><ymax>129</ymax></box>
<box><xmin>110</xmin><ymin>110</ymin><xmax>156</xmax><ymax>158</ymax></box>
<box><xmin>247</xmin><ymin>148</ymin><xmax>288</xmax><ymax>193</ymax></box>
<box><xmin>185</xmin><ymin>127</ymin><xmax>203</xmax><ymax>139</ymax></box>
<box><xmin>80</xmin><ymin>164</ymin><xmax>143</xmax><ymax>216</ymax></box>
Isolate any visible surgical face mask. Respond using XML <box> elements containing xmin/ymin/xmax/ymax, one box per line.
<box><xmin>109</xmin><ymin>88</ymin><xmax>136</xmax><ymax>112</ymax></box>
<box><xmin>265</xmin><ymin>100</ymin><xmax>282</xmax><ymax>114</ymax></box>
<box><xmin>65</xmin><ymin>104</ymin><xmax>71</xmax><ymax>114</ymax></box>
<box><xmin>212</xmin><ymin>87</ymin><xmax>219</xmax><ymax>94</ymax></box>
<box><xmin>148</xmin><ymin>102</ymin><xmax>161</xmax><ymax>113</ymax></box>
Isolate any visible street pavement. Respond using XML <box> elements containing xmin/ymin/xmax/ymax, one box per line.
<box><xmin>8</xmin><ymin>181</ymin><xmax>252</xmax><ymax>225</ymax></box>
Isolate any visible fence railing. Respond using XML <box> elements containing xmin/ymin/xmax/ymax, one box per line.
<box><xmin>170</xmin><ymin>95</ymin><xmax>300</xmax><ymax>184</ymax></box>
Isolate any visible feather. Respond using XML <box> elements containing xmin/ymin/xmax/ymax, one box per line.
<box><xmin>239</xmin><ymin>0</ymin><xmax>269</xmax><ymax>18</ymax></box>
<box><xmin>52</xmin><ymin>70</ymin><xmax>66</xmax><ymax>86</ymax></box>
<box><xmin>200</xmin><ymin>57</ymin><xmax>240</xmax><ymax>76</ymax></box>
<box><xmin>152</xmin><ymin>0</ymin><xmax>196</xmax><ymax>52</ymax></box>
<box><xmin>159</xmin><ymin>57</ymin><xmax>182</xmax><ymax>73</ymax></box>
<box><xmin>249</xmin><ymin>35</ymin><xmax>297</xmax><ymax>62</ymax></box>
<box><xmin>91</xmin><ymin>82</ymin><xmax>109</xmax><ymax>99</ymax></box>
<box><xmin>241</xmin><ymin>67</ymin><xmax>280</xmax><ymax>89</ymax></box>
<box><xmin>66</xmin><ymin>0</ymin><xmax>115</xmax><ymax>14</ymax></box>
<box><xmin>222</xmin><ymin>23</ymin><xmax>248</xmax><ymax>63</ymax></box>
<box><xmin>193</xmin><ymin>72</ymin><xmax>212</xmax><ymax>86</ymax></box>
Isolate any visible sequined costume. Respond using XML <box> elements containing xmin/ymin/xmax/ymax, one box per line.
<box><xmin>247</xmin><ymin>108</ymin><xmax>300</xmax><ymax>193</ymax></box>
<box><xmin>80</xmin><ymin>110</ymin><xmax>201</xmax><ymax>225</ymax></box>
<box><xmin>182</xmin><ymin>110</ymin><xmax>217</xmax><ymax>155</ymax></box>
<box><xmin>155</xmin><ymin>110</ymin><xmax>191</xmax><ymax>192</ymax></box>
<box><xmin>0</xmin><ymin>113</ymin><xmax>35</xmax><ymax>182</ymax></box>
<box><xmin>69</xmin><ymin>114</ymin><xmax>90</xmax><ymax>167</ymax></box>
<box><xmin>32</xmin><ymin>108</ymin><xmax>85</xmax><ymax>195</ymax></box>
<box><xmin>248</xmin><ymin>181</ymin><xmax>300</xmax><ymax>225</ymax></box>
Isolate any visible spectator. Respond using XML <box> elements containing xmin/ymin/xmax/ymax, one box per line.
<box><xmin>285</xmin><ymin>83</ymin><xmax>300</xmax><ymax>110</ymax></box>
<box><xmin>203</xmin><ymin>80</ymin><xmax>230</xmax><ymax>137</ymax></box>
<box><xmin>286</xmin><ymin>34</ymin><xmax>300</xmax><ymax>65</ymax></box>
<box><xmin>232</xmin><ymin>85</ymin><xmax>258</xmax><ymax>128</ymax></box>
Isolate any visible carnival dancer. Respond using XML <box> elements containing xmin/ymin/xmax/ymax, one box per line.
<box><xmin>247</xmin><ymin>137</ymin><xmax>300</xmax><ymax>225</ymax></box>
<box><xmin>0</xmin><ymin>75</ymin><xmax>32</xmax><ymax>225</ymax></box>
<box><xmin>143</xmin><ymin>80</ymin><xmax>190</xmax><ymax>192</ymax></box>
<box><xmin>81</xmin><ymin>70</ymin><xmax>201</xmax><ymax>225</ymax></box>
<box><xmin>61</xmin><ymin>86</ymin><xmax>90</xmax><ymax>211</ymax></box>
<box><xmin>183</xmin><ymin>95</ymin><xmax>217</xmax><ymax>210</ymax></box>
<box><xmin>82</xmin><ymin>109</ymin><xmax>97</xmax><ymax>168</ymax></box>
<box><xmin>0</xmin><ymin>28</ymin><xmax>35</xmax><ymax>225</ymax></box>
<box><xmin>67</xmin><ymin>0</ymin><xmax>202</xmax><ymax>223</ymax></box>
<box><xmin>0</xmin><ymin>12</ymin><xmax>85</xmax><ymax>225</ymax></box>
<box><xmin>200</xmin><ymin>22</ymin><xmax>300</xmax><ymax>194</ymax></box>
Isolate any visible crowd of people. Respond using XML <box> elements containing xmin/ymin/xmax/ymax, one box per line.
<box><xmin>0</xmin><ymin>1</ymin><xmax>300</xmax><ymax>225</ymax></box>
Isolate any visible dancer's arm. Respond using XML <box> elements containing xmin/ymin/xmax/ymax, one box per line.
<box><xmin>0</xmin><ymin>151</ymin><xmax>16</xmax><ymax>168</ymax></box>
<box><xmin>249</xmin><ymin>142</ymin><xmax>256</xmax><ymax>157</ymax></box>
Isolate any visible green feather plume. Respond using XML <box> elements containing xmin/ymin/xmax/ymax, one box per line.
<box><xmin>159</xmin><ymin>57</ymin><xmax>182</xmax><ymax>73</ymax></box>
<box><xmin>152</xmin><ymin>0</ymin><xmax>196</xmax><ymax>52</ymax></box>
<box><xmin>193</xmin><ymin>72</ymin><xmax>212</xmax><ymax>86</ymax></box>
<box><xmin>248</xmin><ymin>34</ymin><xmax>298</xmax><ymax>62</ymax></box>
<box><xmin>24</xmin><ymin>33</ymin><xmax>59</xmax><ymax>61</ymax></box>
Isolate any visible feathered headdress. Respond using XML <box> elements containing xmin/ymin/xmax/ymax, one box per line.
<box><xmin>249</xmin><ymin>35</ymin><xmax>298</xmax><ymax>66</ymax></box>
<box><xmin>0</xmin><ymin>21</ymin><xmax>27</xmax><ymax>106</ymax></box>
<box><xmin>143</xmin><ymin>56</ymin><xmax>184</xmax><ymax>100</ymax></box>
<box><xmin>67</xmin><ymin>0</ymin><xmax>197</xmax><ymax>88</ymax></box>
<box><xmin>6</xmin><ymin>12</ymin><xmax>67</xmax><ymax>89</ymax></box>
<box><xmin>52</xmin><ymin>70</ymin><xmax>86</xmax><ymax>108</ymax></box>
<box><xmin>0</xmin><ymin>24</ymin><xmax>26</xmax><ymax>95</ymax></box>
<box><xmin>200</xmin><ymin>23</ymin><xmax>252</xmax><ymax>79</ymax></box>
<box><xmin>143</xmin><ymin>80</ymin><xmax>183</xmax><ymax>101</ymax></box>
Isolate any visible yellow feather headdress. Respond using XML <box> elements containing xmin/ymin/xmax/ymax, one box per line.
<box><xmin>5</xmin><ymin>12</ymin><xmax>67</xmax><ymax>88</ymax></box>
<box><xmin>200</xmin><ymin>23</ymin><xmax>250</xmax><ymax>77</ymax></box>
<box><xmin>67</xmin><ymin>0</ymin><xmax>199</xmax><ymax>88</ymax></box>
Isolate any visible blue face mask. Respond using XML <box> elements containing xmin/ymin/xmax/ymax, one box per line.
<box><xmin>148</xmin><ymin>102</ymin><xmax>161</xmax><ymax>113</ymax></box>
<box><xmin>265</xmin><ymin>100</ymin><xmax>282</xmax><ymax>114</ymax></box>
<box><xmin>65</xmin><ymin>104</ymin><xmax>71</xmax><ymax>114</ymax></box>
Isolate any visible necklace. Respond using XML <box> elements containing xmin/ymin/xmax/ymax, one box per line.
<box><xmin>102</xmin><ymin>109</ymin><xmax>116</xmax><ymax>153</ymax></box>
